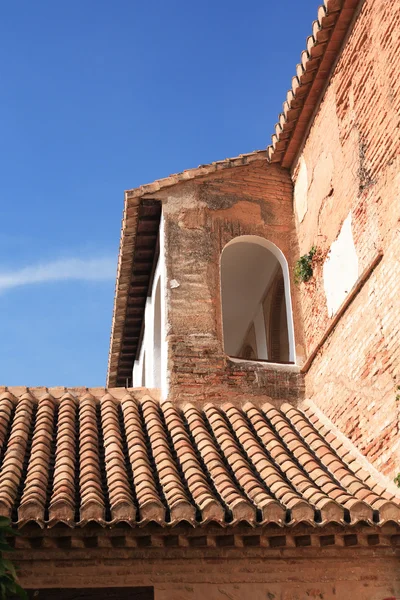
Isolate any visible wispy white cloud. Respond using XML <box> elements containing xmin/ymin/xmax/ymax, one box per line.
<box><xmin>0</xmin><ymin>257</ymin><xmax>116</xmax><ymax>292</ymax></box>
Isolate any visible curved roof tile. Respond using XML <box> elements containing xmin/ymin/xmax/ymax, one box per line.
<box><xmin>0</xmin><ymin>387</ymin><xmax>397</xmax><ymax>529</ymax></box>
<box><xmin>267</xmin><ymin>0</ymin><xmax>363</xmax><ymax>167</ymax></box>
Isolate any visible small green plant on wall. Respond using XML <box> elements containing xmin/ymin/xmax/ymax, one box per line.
<box><xmin>394</xmin><ymin>473</ymin><xmax>400</xmax><ymax>488</ymax></box>
<box><xmin>0</xmin><ymin>517</ymin><xmax>26</xmax><ymax>600</ymax></box>
<box><xmin>294</xmin><ymin>246</ymin><xmax>317</xmax><ymax>284</ymax></box>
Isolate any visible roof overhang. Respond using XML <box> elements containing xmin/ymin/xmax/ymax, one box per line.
<box><xmin>267</xmin><ymin>0</ymin><xmax>363</xmax><ymax>168</ymax></box>
<box><xmin>107</xmin><ymin>199</ymin><xmax>161</xmax><ymax>388</ymax></box>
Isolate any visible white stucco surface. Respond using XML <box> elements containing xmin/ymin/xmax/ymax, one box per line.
<box><xmin>132</xmin><ymin>213</ymin><xmax>168</xmax><ymax>398</ymax></box>
<box><xmin>294</xmin><ymin>156</ymin><xmax>308</xmax><ymax>223</ymax></box>
<box><xmin>323</xmin><ymin>213</ymin><xmax>359</xmax><ymax>317</ymax></box>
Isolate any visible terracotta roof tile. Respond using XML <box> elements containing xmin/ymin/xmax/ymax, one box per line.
<box><xmin>19</xmin><ymin>394</ymin><xmax>54</xmax><ymax>524</ymax></box>
<box><xmin>142</xmin><ymin>396</ymin><xmax>195</xmax><ymax>525</ymax></box>
<box><xmin>0</xmin><ymin>388</ymin><xmax>398</xmax><ymax>529</ymax></box>
<box><xmin>78</xmin><ymin>394</ymin><xmax>106</xmax><ymax>525</ymax></box>
<box><xmin>267</xmin><ymin>0</ymin><xmax>363</xmax><ymax>167</ymax></box>
<box><xmin>204</xmin><ymin>404</ymin><xmax>285</xmax><ymax>525</ymax></box>
<box><xmin>300</xmin><ymin>400</ymin><xmax>400</xmax><ymax>523</ymax></box>
<box><xmin>48</xmin><ymin>393</ymin><xmax>76</xmax><ymax>525</ymax></box>
<box><xmin>161</xmin><ymin>400</ymin><xmax>224</xmax><ymax>524</ymax></box>
<box><xmin>100</xmin><ymin>395</ymin><xmax>136</xmax><ymax>524</ymax></box>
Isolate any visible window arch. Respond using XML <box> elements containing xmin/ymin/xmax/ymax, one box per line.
<box><xmin>220</xmin><ymin>236</ymin><xmax>295</xmax><ymax>363</ymax></box>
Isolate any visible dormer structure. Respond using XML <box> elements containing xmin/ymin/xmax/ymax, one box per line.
<box><xmin>107</xmin><ymin>153</ymin><xmax>305</xmax><ymax>405</ymax></box>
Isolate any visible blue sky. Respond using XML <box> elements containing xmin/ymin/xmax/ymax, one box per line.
<box><xmin>0</xmin><ymin>1</ymin><xmax>320</xmax><ymax>387</ymax></box>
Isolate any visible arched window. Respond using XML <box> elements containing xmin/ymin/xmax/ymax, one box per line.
<box><xmin>220</xmin><ymin>236</ymin><xmax>295</xmax><ymax>363</ymax></box>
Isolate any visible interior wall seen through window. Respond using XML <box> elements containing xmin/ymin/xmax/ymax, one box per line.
<box><xmin>221</xmin><ymin>236</ymin><xmax>294</xmax><ymax>363</ymax></box>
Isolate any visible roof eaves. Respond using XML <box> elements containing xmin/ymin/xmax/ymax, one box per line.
<box><xmin>267</xmin><ymin>0</ymin><xmax>363</xmax><ymax>169</ymax></box>
<box><xmin>124</xmin><ymin>149</ymin><xmax>268</xmax><ymax>200</ymax></box>
<box><xmin>107</xmin><ymin>199</ymin><xmax>161</xmax><ymax>388</ymax></box>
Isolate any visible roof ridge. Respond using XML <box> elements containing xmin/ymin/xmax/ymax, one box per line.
<box><xmin>0</xmin><ymin>386</ymin><xmax>160</xmax><ymax>402</ymax></box>
<box><xmin>124</xmin><ymin>149</ymin><xmax>267</xmax><ymax>200</ymax></box>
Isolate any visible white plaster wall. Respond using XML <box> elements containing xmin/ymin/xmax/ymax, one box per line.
<box><xmin>323</xmin><ymin>212</ymin><xmax>359</xmax><ymax>317</ymax></box>
<box><xmin>132</xmin><ymin>213</ymin><xmax>168</xmax><ymax>398</ymax></box>
<box><xmin>153</xmin><ymin>279</ymin><xmax>162</xmax><ymax>388</ymax></box>
<box><xmin>294</xmin><ymin>156</ymin><xmax>308</xmax><ymax>223</ymax></box>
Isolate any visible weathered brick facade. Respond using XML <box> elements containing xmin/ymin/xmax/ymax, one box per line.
<box><xmin>293</xmin><ymin>0</ymin><xmax>400</xmax><ymax>477</ymax></box>
<box><xmin>148</xmin><ymin>161</ymin><xmax>305</xmax><ymax>406</ymax></box>
<box><xmin>18</xmin><ymin>544</ymin><xmax>400</xmax><ymax>600</ymax></box>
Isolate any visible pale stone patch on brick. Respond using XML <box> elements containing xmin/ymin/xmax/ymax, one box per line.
<box><xmin>309</xmin><ymin>151</ymin><xmax>334</xmax><ymax>203</ymax></box>
<box><xmin>323</xmin><ymin>213</ymin><xmax>358</xmax><ymax>317</ymax></box>
<box><xmin>294</xmin><ymin>156</ymin><xmax>308</xmax><ymax>223</ymax></box>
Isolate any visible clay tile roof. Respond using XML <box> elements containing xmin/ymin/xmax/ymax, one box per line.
<box><xmin>0</xmin><ymin>387</ymin><xmax>398</xmax><ymax>530</ymax></box>
<box><xmin>267</xmin><ymin>0</ymin><xmax>362</xmax><ymax>168</ymax></box>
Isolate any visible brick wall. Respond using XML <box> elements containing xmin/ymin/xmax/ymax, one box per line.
<box><xmin>293</xmin><ymin>0</ymin><xmax>400</xmax><ymax>476</ymax></box>
<box><xmin>150</xmin><ymin>161</ymin><xmax>305</xmax><ymax>406</ymax></box>
<box><xmin>17</xmin><ymin>551</ymin><xmax>400</xmax><ymax>600</ymax></box>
